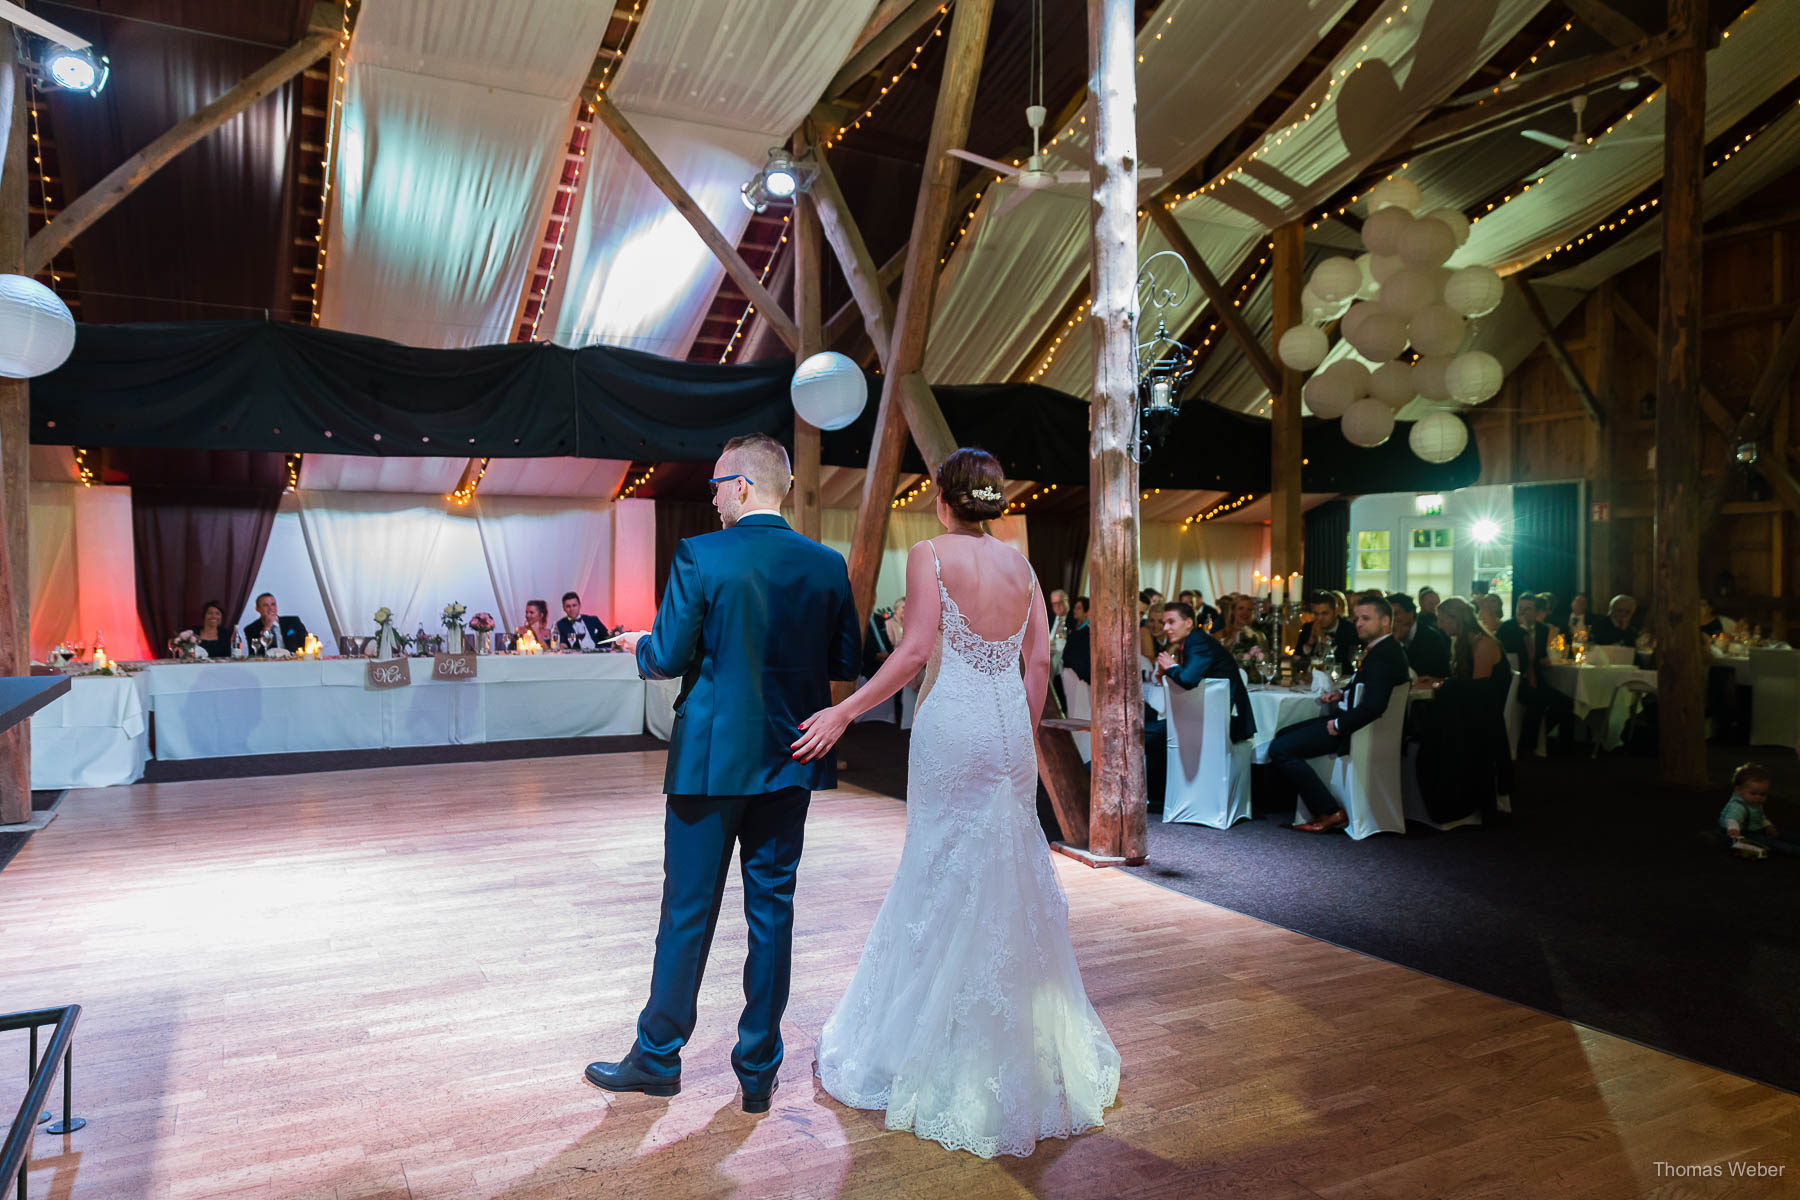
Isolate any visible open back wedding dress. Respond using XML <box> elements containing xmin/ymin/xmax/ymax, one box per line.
<box><xmin>816</xmin><ymin>541</ymin><xmax>1120</xmax><ymax>1158</ymax></box>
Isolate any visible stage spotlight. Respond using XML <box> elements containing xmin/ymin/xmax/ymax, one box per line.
<box><xmin>742</xmin><ymin>148</ymin><xmax>814</xmax><ymax>212</ymax></box>
<box><xmin>740</xmin><ymin>178</ymin><xmax>772</xmax><ymax>213</ymax></box>
<box><xmin>20</xmin><ymin>33</ymin><xmax>109</xmax><ymax>97</ymax></box>
<box><xmin>763</xmin><ymin>150</ymin><xmax>799</xmax><ymax>198</ymax></box>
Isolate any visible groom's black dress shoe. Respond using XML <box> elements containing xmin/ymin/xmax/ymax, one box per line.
<box><xmin>584</xmin><ymin>1057</ymin><xmax>680</xmax><ymax>1097</ymax></box>
<box><xmin>741</xmin><ymin>1079</ymin><xmax>778</xmax><ymax>1115</ymax></box>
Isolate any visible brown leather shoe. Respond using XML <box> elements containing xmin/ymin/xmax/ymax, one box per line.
<box><xmin>1293</xmin><ymin>811</ymin><xmax>1348</xmax><ymax>833</ymax></box>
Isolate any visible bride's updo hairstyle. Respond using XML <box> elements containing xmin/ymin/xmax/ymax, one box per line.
<box><xmin>937</xmin><ymin>447</ymin><xmax>1007</xmax><ymax>524</ymax></box>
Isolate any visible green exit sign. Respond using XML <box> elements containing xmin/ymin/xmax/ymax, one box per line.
<box><xmin>1414</xmin><ymin>493</ymin><xmax>1444</xmax><ymax>516</ymax></box>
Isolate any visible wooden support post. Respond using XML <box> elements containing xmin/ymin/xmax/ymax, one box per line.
<box><xmin>844</xmin><ymin>0</ymin><xmax>993</xmax><ymax>626</ymax></box>
<box><xmin>1148</xmin><ymin>206</ymin><xmax>1283</xmax><ymax>396</ymax></box>
<box><xmin>592</xmin><ymin>94</ymin><xmax>801</xmax><ymax>352</ymax></box>
<box><xmin>0</xmin><ymin>34</ymin><xmax>30</xmax><ymax>823</ymax></box>
<box><xmin>823</xmin><ymin>247</ymin><xmax>902</xmax><ymax>348</ymax></box>
<box><xmin>1084</xmin><ymin>0</ymin><xmax>1144</xmax><ymax>864</ymax></box>
<box><xmin>792</xmin><ymin>192</ymin><xmax>824</xmax><ymax>543</ymax></box>
<box><xmin>24</xmin><ymin>30</ymin><xmax>336</xmax><ymax>274</ymax></box>
<box><xmin>1270</xmin><ymin>220</ymin><xmax>1306</xmax><ymax>640</ymax></box>
<box><xmin>1587</xmin><ymin>284</ymin><xmax>1618</xmax><ymax>603</ymax></box>
<box><xmin>1654</xmin><ymin>0</ymin><xmax>1708</xmax><ymax>790</ymax></box>
<box><xmin>1515</xmin><ymin>278</ymin><xmax>1606</xmax><ymax>427</ymax></box>
<box><xmin>808</xmin><ymin>148</ymin><xmax>897</xmax><ymax>371</ymax></box>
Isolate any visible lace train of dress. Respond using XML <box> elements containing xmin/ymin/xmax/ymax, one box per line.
<box><xmin>816</xmin><ymin>553</ymin><xmax>1120</xmax><ymax>1158</ymax></box>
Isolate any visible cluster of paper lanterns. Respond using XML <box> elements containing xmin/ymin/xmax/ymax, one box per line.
<box><xmin>1276</xmin><ymin>177</ymin><xmax>1508</xmax><ymax>464</ymax></box>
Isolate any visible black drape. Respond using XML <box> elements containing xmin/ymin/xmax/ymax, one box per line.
<box><xmin>132</xmin><ymin>485</ymin><xmax>280</xmax><ymax>652</ymax></box>
<box><xmin>1512</xmin><ymin>482</ymin><xmax>1582</xmax><ymax>604</ymax></box>
<box><xmin>654</xmin><ymin>502</ymin><xmax>721</xmax><ymax>605</ymax></box>
<box><xmin>1303</xmin><ymin>499</ymin><xmax>1350</xmax><ymax>595</ymax></box>
<box><xmin>1025</xmin><ymin>516</ymin><xmax>1089</xmax><ymax>601</ymax></box>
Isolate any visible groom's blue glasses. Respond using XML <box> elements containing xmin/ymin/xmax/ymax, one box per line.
<box><xmin>708</xmin><ymin>474</ymin><xmax>755</xmax><ymax>496</ymax></box>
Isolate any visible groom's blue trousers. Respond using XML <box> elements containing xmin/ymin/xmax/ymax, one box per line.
<box><xmin>632</xmin><ymin>787</ymin><xmax>810</xmax><ymax>1094</ymax></box>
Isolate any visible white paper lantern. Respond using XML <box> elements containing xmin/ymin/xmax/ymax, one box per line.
<box><xmin>1278</xmin><ymin>325</ymin><xmax>1329</xmax><ymax>371</ymax></box>
<box><xmin>1444</xmin><ymin>265</ymin><xmax>1504</xmax><ymax>317</ymax></box>
<box><xmin>1344</xmin><ymin>310</ymin><xmax>1408</xmax><ymax>362</ymax></box>
<box><xmin>1409</xmin><ymin>410</ymin><xmax>1470</xmax><ymax>463</ymax></box>
<box><xmin>1366</xmin><ymin>177</ymin><xmax>1423</xmax><ymax>214</ymax></box>
<box><xmin>1446</xmin><ymin>350</ymin><xmax>1504</xmax><ymax>404</ymax></box>
<box><xmin>1353</xmin><ymin>253</ymin><xmax>1379</xmax><ymax>299</ymax></box>
<box><xmin>1369</xmin><ymin>361</ymin><xmax>1415</xmax><ymax>409</ymax></box>
<box><xmin>1397</xmin><ymin>218</ymin><xmax>1458</xmax><ymax>268</ymax></box>
<box><xmin>1412</xmin><ymin>355</ymin><xmax>1454</xmax><ymax>401</ymax></box>
<box><xmin>1342</xmin><ymin>397</ymin><xmax>1397</xmax><ymax>447</ymax></box>
<box><xmin>1310</xmin><ymin>256</ymin><xmax>1362</xmax><ymax>303</ymax></box>
<box><xmin>1408</xmin><ymin>303</ymin><xmax>1466</xmax><ymax>357</ymax></box>
<box><xmin>1361</xmin><ymin>207</ymin><xmax>1414</xmax><ymax>256</ymax></box>
<box><xmin>1380</xmin><ymin>268</ymin><xmax>1439</xmax><ymax>317</ymax></box>
<box><xmin>1422</xmin><ymin>207</ymin><xmax>1470</xmax><ymax>247</ymax></box>
<box><xmin>1323</xmin><ymin>357</ymin><xmax>1372</xmax><ymax>397</ymax></box>
<box><xmin>1339</xmin><ymin>300</ymin><xmax>1378</xmax><ymax>342</ymax></box>
<box><xmin>1301</xmin><ymin>284</ymin><xmax>1336</xmax><ymax>324</ymax></box>
<box><xmin>1303</xmin><ymin>371</ymin><xmax>1356</xmax><ymax>420</ymax></box>
<box><xmin>0</xmin><ymin>275</ymin><xmax>77</xmax><ymax>379</ymax></box>
<box><xmin>1368</xmin><ymin>252</ymin><xmax>1405</xmax><ymax>285</ymax></box>
<box><xmin>791</xmin><ymin>351</ymin><xmax>868</xmax><ymax>430</ymax></box>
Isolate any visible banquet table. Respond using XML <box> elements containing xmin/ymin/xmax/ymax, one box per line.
<box><xmin>1540</xmin><ymin>662</ymin><xmax>1657</xmax><ymax>718</ymax></box>
<box><xmin>29</xmin><ymin>674</ymin><xmax>152</xmax><ymax>789</ymax></box>
<box><xmin>1245</xmin><ymin>685</ymin><xmax>1328</xmax><ymax>763</ymax></box>
<box><xmin>145</xmin><ymin>653</ymin><xmax>648</xmax><ymax>760</ymax></box>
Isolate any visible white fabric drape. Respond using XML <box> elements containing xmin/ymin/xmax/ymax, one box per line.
<box><xmin>322</xmin><ymin>0</ymin><xmax>615</xmax><ymax>348</ymax></box>
<box><xmin>239</xmin><ymin>497</ymin><xmax>334</xmax><ymax>640</ymax></box>
<box><xmin>28</xmin><ymin>484</ymin><xmax>153</xmax><ymax>661</ymax></box>
<box><xmin>298</xmin><ymin>491</ymin><xmax>454</xmax><ymax>637</ymax></box>
<box><xmin>1133</xmin><ymin>522</ymin><xmax>1270</xmax><ymax>605</ymax></box>
<box><xmin>545</xmin><ymin>0</ymin><xmax>876</xmax><ymax>356</ymax></box>
<box><xmin>474</xmin><ymin>495</ymin><xmax>616</xmax><ymax>631</ymax></box>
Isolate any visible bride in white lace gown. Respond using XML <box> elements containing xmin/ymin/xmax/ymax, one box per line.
<box><xmin>790</xmin><ymin>448</ymin><xmax>1120</xmax><ymax>1158</ymax></box>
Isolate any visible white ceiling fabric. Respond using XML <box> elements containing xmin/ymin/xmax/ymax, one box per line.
<box><xmin>923</xmin><ymin>0</ymin><xmax>1358</xmax><ymax>385</ymax></box>
<box><xmin>1033</xmin><ymin>0</ymin><xmax>1550</xmax><ymax>400</ymax></box>
<box><xmin>543</xmin><ymin>0</ymin><xmax>878</xmax><ymax>357</ymax></box>
<box><xmin>320</xmin><ymin>0</ymin><xmax>615</xmax><ymax>349</ymax></box>
<box><xmin>297</xmin><ymin>455</ymin><xmax>632</xmax><ymax>497</ymax></box>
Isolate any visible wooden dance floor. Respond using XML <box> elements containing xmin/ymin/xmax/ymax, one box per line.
<box><xmin>2</xmin><ymin>752</ymin><xmax>1794</xmax><ymax>1199</ymax></box>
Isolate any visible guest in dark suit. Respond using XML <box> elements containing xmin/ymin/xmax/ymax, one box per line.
<box><xmin>1294</xmin><ymin>592</ymin><xmax>1360</xmax><ymax>673</ymax></box>
<box><xmin>1589</xmin><ymin>593</ymin><xmax>1641</xmax><ymax>646</ymax></box>
<box><xmin>1177</xmin><ymin>590</ymin><xmax>1222</xmax><ymax>635</ymax></box>
<box><xmin>599</xmin><ymin>434</ymin><xmax>862</xmax><ymax>1113</ymax></box>
<box><xmin>195</xmin><ymin>600</ymin><xmax>232</xmax><ymax>659</ymax></box>
<box><xmin>244</xmin><ymin>592</ymin><xmax>309</xmax><ymax>654</ymax></box>
<box><xmin>1498</xmin><ymin>594</ymin><xmax>1576</xmax><ymax>756</ymax></box>
<box><xmin>1269</xmin><ymin>594</ymin><xmax>1412</xmax><ymax>833</ymax></box>
<box><xmin>1388</xmin><ymin>592</ymin><xmax>1451</xmax><ymax>680</ymax></box>
<box><xmin>1415</xmin><ymin>586</ymin><xmax>1441</xmax><ymax>633</ymax></box>
<box><xmin>1062</xmin><ymin>597</ymin><xmax>1092</xmax><ymax>685</ymax></box>
<box><xmin>1154</xmin><ymin>602</ymin><xmax>1254</xmax><ymax>742</ymax></box>
<box><xmin>556</xmin><ymin>591</ymin><xmax>611</xmax><ymax>649</ymax></box>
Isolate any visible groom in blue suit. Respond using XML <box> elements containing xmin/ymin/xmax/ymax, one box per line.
<box><xmin>591</xmin><ymin>434</ymin><xmax>862</xmax><ymax>1114</ymax></box>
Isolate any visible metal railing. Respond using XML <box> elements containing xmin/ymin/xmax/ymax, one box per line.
<box><xmin>1</xmin><ymin>1007</ymin><xmax>84</xmax><ymax>1200</ymax></box>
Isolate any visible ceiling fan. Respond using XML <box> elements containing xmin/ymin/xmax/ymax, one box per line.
<box><xmin>1518</xmin><ymin>94</ymin><xmax>1662</xmax><ymax>182</ymax></box>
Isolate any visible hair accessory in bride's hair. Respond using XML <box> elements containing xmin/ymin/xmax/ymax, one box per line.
<box><xmin>970</xmin><ymin>485</ymin><xmax>1002</xmax><ymax>502</ymax></box>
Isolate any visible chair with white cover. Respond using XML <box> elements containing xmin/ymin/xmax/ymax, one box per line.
<box><xmin>1162</xmin><ymin>678</ymin><xmax>1251</xmax><ymax>829</ymax></box>
<box><xmin>1060</xmin><ymin>667</ymin><xmax>1092</xmax><ymax>763</ymax></box>
<box><xmin>1502</xmin><ymin>664</ymin><xmax>1524</xmax><ymax>759</ymax></box>
<box><xmin>1295</xmin><ymin>681</ymin><xmax>1411</xmax><ymax>839</ymax></box>
<box><xmin>1748</xmin><ymin>648</ymin><xmax>1800</xmax><ymax>747</ymax></box>
<box><xmin>1587</xmin><ymin>644</ymin><xmax>1635</xmax><ymax>666</ymax></box>
<box><xmin>1401</xmin><ymin>742</ymin><xmax>1482</xmax><ymax>831</ymax></box>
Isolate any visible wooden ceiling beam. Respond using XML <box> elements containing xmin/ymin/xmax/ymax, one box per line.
<box><xmin>825</xmin><ymin>0</ymin><xmax>946</xmax><ymax>102</ymax></box>
<box><xmin>1561</xmin><ymin>0</ymin><xmax>1664</xmax><ymax>80</ymax></box>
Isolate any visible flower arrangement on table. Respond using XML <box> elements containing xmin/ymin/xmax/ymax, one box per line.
<box><xmin>170</xmin><ymin>630</ymin><xmax>210</xmax><ymax>662</ymax></box>
<box><xmin>466</xmin><ymin>612</ymin><xmax>496</xmax><ymax>653</ymax></box>
<box><xmin>371</xmin><ymin>605</ymin><xmax>403</xmax><ymax>659</ymax></box>
<box><xmin>1234</xmin><ymin>642</ymin><xmax>1268</xmax><ymax>685</ymax></box>
<box><xmin>442</xmin><ymin>602</ymin><xmax>468</xmax><ymax>652</ymax></box>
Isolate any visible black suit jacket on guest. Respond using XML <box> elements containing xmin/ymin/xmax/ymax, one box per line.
<box><xmin>1296</xmin><ymin>616</ymin><xmax>1360</xmax><ymax>672</ymax></box>
<box><xmin>1416</xmin><ymin>611</ymin><xmax>1440</xmax><ymax>633</ymax></box>
<box><xmin>1063</xmin><ymin>622</ymin><xmax>1091</xmax><ymax>684</ymax></box>
<box><xmin>243</xmin><ymin>615</ymin><xmax>308</xmax><ymax>653</ymax></box>
<box><xmin>1328</xmin><ymin>637</ymin><xmax>1410</xmax><ymax>749</ymax></box>
<box><xmin>1403</xmin><ymin>622</ymin><xmax>1453</xmax><ymax>679</ymax></box>
<box><xmin>1167</xmin><ymin>630</ymin><xmax>1255</xmax><ymax>742</ymax></box>
<box><xmin>1589</xmin><ymin>619</ymin><xmax>1640</xmax><ymax>646</ymax></box>
<box><xmin>555</xmin><ymin>614</ymin><xmax>609</xmax><ymax>648</ymax></box>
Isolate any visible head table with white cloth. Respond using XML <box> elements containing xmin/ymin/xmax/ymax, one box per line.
<box><xmin>31</xmin><ymin>654</ymin><xmax>679</xmax><ymax>789</ymax></box>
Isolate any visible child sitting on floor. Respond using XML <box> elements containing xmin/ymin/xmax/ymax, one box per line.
<box><xmin>1720</xmin><ymin>762</ymin><xmax>1797</xmax><ymax>858</ymax></box>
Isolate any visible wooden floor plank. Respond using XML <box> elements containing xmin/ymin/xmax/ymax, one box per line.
<box><xmin>0</xmin><ymin>752</ymin><xmax>1793</xmax><ymax>1198</ymax></box>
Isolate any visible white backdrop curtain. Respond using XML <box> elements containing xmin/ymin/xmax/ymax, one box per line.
<box><xmin>321</xmin><ymin>0</ymin><xmax>616</xmax><ymax>348</ymax></box>
<box><xmin>475</xmin><ymin>495</ymin><xmax>617</xmax><ymax>631</ymax></box>
<box><xmin>239</xmin><ymin>497</ymin><xmax>334</xmax><ymax>642</ymax></box>
<box><xmin>28</xmin><ymin>484</ymin><xmax>154</xmax><ymax>661</ymax></box>
<box><xmin>544</xmin><ymin>0</ymin><xmax>876</xmax><ymax>356</ymax></box>
<box><xmin>298</xmin><ymin>491</ymin><xmax>455</xmax><ymax>637</ymax></box>
<box><xmin>1125</xmin><ymin>522</ymin><xmax>1271</xmax><ymax>607</ymax></box>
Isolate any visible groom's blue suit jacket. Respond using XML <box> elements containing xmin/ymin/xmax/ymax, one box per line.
<box><xmin>636</xmin><ymin>513</ymin><xmax>863</xmax><ymax>797</ymax></box>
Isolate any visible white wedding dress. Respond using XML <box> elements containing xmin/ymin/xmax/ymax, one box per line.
<box><xmin>816</xmin><ymin>543</ymin><xmax>1120</xmax><ymax>1158</ymax></box>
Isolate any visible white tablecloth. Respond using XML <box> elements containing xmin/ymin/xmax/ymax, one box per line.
<box><xmin>145</xmin><ymin>654</ymin><xmax>647</xmax><ymax>760</ymax></box>
<box><xmin>30</xmin><ymin>675</ymin><xmax>152</xmax><ymax>789</ymax></box>
<box><xmin>1245</xmin><ymin>686</ymin><xmax>1329</xmax><ymax>764</ymax></box>
<box><xmin>1541</xmin><ymin>663</ymin><xmax>1657</xmax><ymax>718</ymax></box>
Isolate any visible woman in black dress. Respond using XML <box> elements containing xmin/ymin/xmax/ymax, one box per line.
<box><xmin>195</xmin><ymin>600</ymin><xmax>232</xmax><ymax>659</ymax></box>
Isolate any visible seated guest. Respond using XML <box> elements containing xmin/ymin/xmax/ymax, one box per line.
<box><xmin>519</xmin><ymin>599</ymin><xmax>554</xmax><ymax>646</ymax></box>
<box><xmin>864</xmin><ymin>597</ymin><xmax>901</xmax><ymax>677</ymax></box>
<box><xmin>1063</xmin><ymin>596</ymin><xmax>1092</xmax><ymax>685</ymax></box>
<box><xmin>194</xmin><ymin>600</ymin><xmax>232</xmax><ymax>659</ymax></box>
<box><xmin>1476</xmin><ymin>592</ymin><xmax>1504</xmax><ymax>635</ymax></box>
<box><xmin>243</xmin><ymin>592</ymin><xmax>309</xmax><ymax>655</ymax></box>
<box><xmin>1498</xmin><ymin>594</ymin><xmax>1575</xmax><ymax>756</ymax></box>
<box><xmin>1416</xmin><ymin>586</ymin><xmax>1441</xmax><ymax>632</ymax></box>
<box><xmin>1589</xmin><ymin>593</ymin><xmax>1641</xmax><ymax>646</ymax></box>
<box><xmin>1388</xmin><ymin>592</ymin><xmax>1451</xmax><ymax>680</ymax></box>
<box><xmin>1566</xmin><ymin>591</ymin><xmax>1591</xmax><ymax>639</ymax></box>
<box><xmin>1220</xmin><ymin>593</ymin><xmax>1268</xmax><ymax>652</ymax></box>
<box><xmin>1178</xmin><ymin>589</ymin><xmax>1221</xmax><ymax>634</ymax></box>
<box><xmin>1699</xmin><ymin>596</ymin><xmax>1735</xmax><ymax>639</ymax></box>
<box><xmin>1413</xmin><ymin>597</ymin><xmax>1514</xmax><ymax>823</ymax></box>
<box><xmin>1138</xmin><ymin>588</ymin><xmax>1165</xmax><ymax>661</ymax></box>
<box><xmin>1154</xmin><ymin>602</ymin><xmax>1254</xmax><ymax>742</ymax></box>
<box><xmin>1269</xmin><ymin>595</ymin><xmax>1411</xmax><ymax>834</ymax></box>
<box><xmin>556</xmin><ymin>591</ymin><xmax>611</xmax><ymax>649</ymax></box>
<box><xmin>1294</xmin><ymin>591</ymin><xmax>1359</xmax><ymax>673</ymax></box>
<box><xmin>1535</xmin><ymin>592</ymin><xmax>1561</xmax><ymax>642</ymax></box>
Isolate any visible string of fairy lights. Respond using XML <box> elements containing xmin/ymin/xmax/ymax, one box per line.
<box><xmin>285</xmin><ymin>452</ymin><xmax>303</xmax><ymax>494</ymax></box>
<box><xmin>310</xmin><ymin>0</ymin><xmax>353</xmax><ymax>325</ymax></box>
<box><xmin>828</xmin><ymin>5</ymin><xmax>954</xmax><ymax>150</ymax></box>
<box><xmin>26</xmin><ymin>80</ymin><xmax>62</xmax><ymax>290</ymax></box>
<box><xmin>446</xmin><ymin>457</ymin><xmax>490</xmax><ymax>505</ymax></box>
<box><xmin>718</xmin><ymin>213</ymin><xmax>791</xmax><ymax>364</ymax></box>
<box><xmin>72</xmin><ymin>448</ymin><xmax>96</xmax><ymax>488</ymax></box>
<box><xmin>891</xmin><ymin>478</ymin><xmax>932</xmax><ymax>510</ymax></box>
<box><xmin>617</xmin><ymin>464</ymin><xmax>657</xmax><ymax>499</ymax></box>
<box><xmin>1180</xmin><ymin>493</ymin><xmax>1256</xmax><ymax>530</ymax></box>
<box><xmin>1001</xmin><ymin>482</ymin><xmax>1057</xmax><ymax>518</ymax></box>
